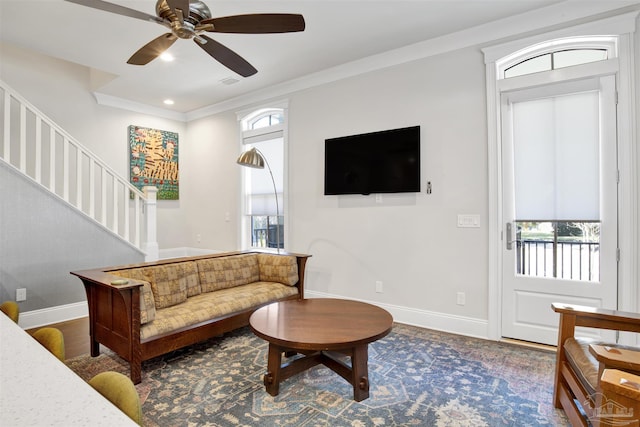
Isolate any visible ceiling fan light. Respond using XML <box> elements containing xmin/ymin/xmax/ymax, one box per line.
<box><xmin>160</xmin><ymin>52</ymin><xmax>175</xmax><ymax>61</ymax></box>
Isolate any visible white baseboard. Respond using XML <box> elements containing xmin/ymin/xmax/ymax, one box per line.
<box><xmin>18</xmin><ymin>289</ymin><xmax>490</xmax><ymax>341</ymax></box>
<box><xmin>18</xmin><ymin>302</ymin><xmax>88</xmax><ymax>330</ymax></box>
<box><xmin>305</xmin><ymin>290</ymin><xmax>490</xmax><ymax>340</ymax></box>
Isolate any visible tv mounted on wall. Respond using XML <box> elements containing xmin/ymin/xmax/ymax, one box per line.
<box><xmin>324</xmin><ymin>125</ymin><xmax>421</xmax><ymax>195</ymax></box>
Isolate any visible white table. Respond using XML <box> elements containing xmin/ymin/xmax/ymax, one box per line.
<box><xmin>0</xmin><ymin>313</ymin><xmax>138</xmax><ymax>426</ymax></box>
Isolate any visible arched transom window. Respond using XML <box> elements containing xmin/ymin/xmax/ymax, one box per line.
<box><xmin>497</xmin><ymin>36</ymin><xmax>617</xmax><ymax>79</ymax></box>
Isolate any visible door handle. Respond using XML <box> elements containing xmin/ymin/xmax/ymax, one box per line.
<box><xmin>506</xmin><ymin>222</ymin><xmax>516</xmax><ymax>250</ymax></box>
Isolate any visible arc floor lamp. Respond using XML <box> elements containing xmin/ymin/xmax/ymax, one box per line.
<box><xmin>236</xmin><ymin>147</ymin><xmax>281</xmax><ymax>253</ymax></box>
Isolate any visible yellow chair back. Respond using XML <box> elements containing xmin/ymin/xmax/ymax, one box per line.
<box><xmin>89</xmin><ymin>371</ymin><xmax>143</xmax><ymax>425</ymax></box>
<box><xmin>0</xmin><ymin>301</ymin><xmax>19</xmax><ymax>323</ymax></box>
<box><xmin>32</xmin><ymin>327</ymin><xmax>65</xmax><ymax>362</ymax></box>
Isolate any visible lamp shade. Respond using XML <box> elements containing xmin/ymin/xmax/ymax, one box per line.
<box><xmin>237</xmin><ymin>147</ymin><xmax>265</xmax><ymax>169</ymax></box>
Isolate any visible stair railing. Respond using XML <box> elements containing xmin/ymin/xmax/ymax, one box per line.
<box><xmin>0</xmin><ymin>80</ymin><xmax>157</xmax><ymax>259</ymax></box>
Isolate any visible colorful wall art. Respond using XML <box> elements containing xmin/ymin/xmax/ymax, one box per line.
<box><xmin>129</xmin><ymin>125</ymin><xmax>179</xmax><ymax>200</ymax></box>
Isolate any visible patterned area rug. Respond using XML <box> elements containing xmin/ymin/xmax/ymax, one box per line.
<box><xmin>66</xmin><ymin>324</ymin><xmax>569</xmax><ymax>426</ymax></box>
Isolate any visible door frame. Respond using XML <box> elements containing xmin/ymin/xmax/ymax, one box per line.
<box><xmin>482</xmin><ymin>13</ymin><xmax>638</xmax><ymax>344</ymax></box>
<box><xmin>500</xmin><ymin>75</ymin><xmax>618</xmax><ymax>345</ymax></box>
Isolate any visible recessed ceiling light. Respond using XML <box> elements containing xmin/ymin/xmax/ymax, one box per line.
<box><xmin>163</xmin><ymin>99</ymin><xmax>175</xmax><ymax>105</ymax></box>
<box><xmin>160</xmin><ymin>52</ymin><xmax>174</xmax><ymax>62</ymax></box>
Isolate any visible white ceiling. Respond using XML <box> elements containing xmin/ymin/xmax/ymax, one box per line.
<box><xmin>0</xmin><ymin>0</ymin><xmax>637</xmax><ymax>117</ymax></box>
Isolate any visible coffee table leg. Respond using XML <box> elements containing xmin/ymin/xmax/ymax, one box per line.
<box><xmin>264</xmin><ymin>343</ymin><xmax>283</xmax><ymax>396</ymax></box>
<box><xmin>352</xmin><ymin>345</ymin><xmax>370</xmax><ymax>402</ymax></box>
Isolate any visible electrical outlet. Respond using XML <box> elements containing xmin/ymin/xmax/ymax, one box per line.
<box><xmin>456</xmin><ymin>292</ymin><xmax>465</xmax><ymax>306</ymax></box>
<box><xmin>375</xmin><ymin>281</ymin><xmax>383</xmax><ymax>293</ymax></box>
<box><xmin>196</xmin><ymin>234</ymin><xmax>201</xmax><ymax>243</ymax></box>
<box><xmin>16</xmin><ymin>288</ymin><xmax>26</xmax><ymax>302</ymax></box>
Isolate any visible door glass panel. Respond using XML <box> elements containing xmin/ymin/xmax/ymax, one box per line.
<box><xmin>511</xmin><ymin>89</ymin><xmax>601</xmax><ymax>283</ymax></box>
<box><xmin>516</xmin><ymin>220</ymin><xmax>600</xmax><ymax>281</ymax></box>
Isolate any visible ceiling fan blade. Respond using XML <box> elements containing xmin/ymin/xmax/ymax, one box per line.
<box><xmin>127</xmin><ymin>33</ymin><xmax>178</xmax><ymax>66</ymax></box>
<box><xmin>64</xmin><ymin>0</ymin><xmax>165</xmax><ymax>24</ymax></box>
<box><xmin>165</xmin><ymin>0</ymin><xmax>190</xmax><ymax>23</ymax></box>
<box><xmin>194</xmin><ymin>35</ymin><xmax>257</xmax><ymax>77</ymax></box>
<box><xmin>201</xmin><ymin>14</ymin><xmax>305</xmax><ymax>34</ymax></box>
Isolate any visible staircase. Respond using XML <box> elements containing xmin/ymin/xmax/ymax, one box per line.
<box><xmin>0</xmin><ymin>80</ymin><xmax>158</xmax><ymax>260</ymax></box>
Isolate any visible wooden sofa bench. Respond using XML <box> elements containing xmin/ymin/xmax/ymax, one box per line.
<box><xmin>71</xmin><ymin>250</ymin><xmax>311</xmax><ymax>384</ymax></box>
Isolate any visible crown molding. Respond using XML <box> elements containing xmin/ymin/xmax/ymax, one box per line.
<box><xmin>186</xmin><ymin>0</ymin><xmax>640</xmax><ymax>120</ymax></box>
<box><xmin>95</xmin><ymin>1</ymin><xmax>640</xmax><ymax>122</ymax></box>
<box><xmin>93</xmin><ymin>92</ymin><xmax>187</xmax><ymax>122</ymax></box>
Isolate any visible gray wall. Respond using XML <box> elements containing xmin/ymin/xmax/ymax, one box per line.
<box><xmin>0</xmin><ymin>161</ymin><xmax>144</xmax><ymax>311</ymax></box>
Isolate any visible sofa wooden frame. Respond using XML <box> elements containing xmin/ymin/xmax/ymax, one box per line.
<box><xmin>72</xmin><ymin>250</ymin><xmax>311</xmax><ymax>384</ymax></box>
<box><xmin>552</xmin><ymin>302</ymin><xmax>640</xmax><ymax>426</ymax></box>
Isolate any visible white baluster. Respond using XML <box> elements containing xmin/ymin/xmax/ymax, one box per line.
<box><xmin>123</xmin><ymin>184</ymin><xmax>130</xmax><ymax>241</ymax></box>
<box><xmin>35</xmin><ymin>117</ymin><xmax>42</xmax><ymax>183</ymax></box>
<box><xmin>142</xmin><ymin>186</ymin><xmax>159</xmax><ymax>261</ymax></box>
<box><xmin>101</xmin><ymin>168</ymin><xmax>107</xmax><ymax>227</ymax></box>
<box><xmin>2</xmin><ymin>91</ymin><xmax>10</xmax><ymax>160</ymax></box>
<box><xmin>63</xmin><ymin>137</ymin><xmax>69</xmax><ymax>201</ymax></box>
<box><xmin>112</xmin><ymin>175</ymin><xmax>118</xmax><ymax>235</ymax></box>
<box><xmin>49</xmin><ymin>128</ymin><xmax>56</xmax><ymax>192</ymax></box>
<box><xmin>134</xmin><ymin>193</ymin><xmax>141</xmax><ymax>247</ymax></box>
<box><xmin>76</xmin><ymin>146</ymin><xmax>82</xmax><ymax>209</ymax></box>
<box><xmin>89</xmin><ymin>159</ymin><xmax>95</xmax><ymax>218</ymax></box>
<box><xmin>19</xmin><ymin>104</ymin><xmax>26</xmax><ymax>173</ymax></box>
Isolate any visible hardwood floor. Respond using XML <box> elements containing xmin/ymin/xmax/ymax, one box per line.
<box><xmin>26</xmin><ymin>317</ymin><xmax>90</xmax><ymax>360</ymax></box>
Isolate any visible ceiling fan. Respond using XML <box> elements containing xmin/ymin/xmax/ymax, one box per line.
<box><xmin>64</xmin><ymin>0</ymin><xmax>306</xmax><ymax>77</ymax></box>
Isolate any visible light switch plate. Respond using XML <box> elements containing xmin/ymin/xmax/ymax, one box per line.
<box><xmin>457</xmin><ymin>214</ymin><xmax>480</xmax><ymax>228</ymax></box>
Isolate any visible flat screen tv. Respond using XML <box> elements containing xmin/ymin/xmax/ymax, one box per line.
<box><xmin>324</xmin><ymin>126</ymin><xmax>420</xmax><ymax>195</ymax></box>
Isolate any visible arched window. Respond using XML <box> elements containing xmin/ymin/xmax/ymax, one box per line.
<box><xmin>238</xmin><ymin>106</ymin><xmax>287</xmax><ymax>250</ymax></box>
<box><xmin>497</xmin><ymin>36</ymin><xmax>617</xmax><ymax>79</ymax></box>
<box><xmin>504</xmin><ymin>48</ymin><xmax>608</xmax><ymax>78</ymax></box>
<box><xmin>248</xmin><ymin>111</ymin><xmax>283</xmax><ymax>130</ymax></box>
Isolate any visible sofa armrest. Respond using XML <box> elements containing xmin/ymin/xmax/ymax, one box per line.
<box><xmin>71</xmin><ymin>268</ymin><xmax>146</xmax><ymax>292</ymax></box>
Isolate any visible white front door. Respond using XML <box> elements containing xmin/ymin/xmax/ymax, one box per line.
<box><xmin>501</xmin><ymin>75</ymin><xmax>618</xmax><ymax>345</ymax></box>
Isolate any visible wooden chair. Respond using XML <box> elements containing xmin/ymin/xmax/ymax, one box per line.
<box><xmin>89</xmin><ymin>371</ymin><xmax>143</xmax><ymax>425</ymax></box>
<box><xmin>552</xmin><ymin>303</ymin><xmax>640</xmax><ymax>426</ymax></box>
<box><xmin>0</xmin><ymin>301</ymin><xmax>19</xmax><ymax>323</ymax></box>
<box><xmin>32</xmin><ymin>327</ymin><xmax>66</xmax><ymax>362</ymax></box>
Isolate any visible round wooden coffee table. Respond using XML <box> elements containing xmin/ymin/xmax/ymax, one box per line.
<box><xmin>249</xmin><ymin>298</ymin><xmax>393</xmax><ymax>402</ymax></box>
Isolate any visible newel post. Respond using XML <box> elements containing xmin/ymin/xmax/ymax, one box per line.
<box><xmin>142</xmin><ymin>186</ymin><xmax>159</xmax><ymax>261</ymax></box>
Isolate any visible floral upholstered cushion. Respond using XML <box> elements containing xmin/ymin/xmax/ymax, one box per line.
<box><xmin>196</xmin><ymin>254</ymin><xmax>260</xmax><ymax>293</ymax></box>
<box><xmin>257</xmin><ymin>254</ymin><xmax>298</xmax><ymax>286</ymax></box>
<box><xmin>110</xmin><ymin>268</ymin><xmax>156</xmax><ymax>325</ymax></box>
<box><xmin>144</xmin><ymin>262</ymin><xmax>200</xmax><ymax>309</ymax></box>
<box><xmin>140</xmin><ymin>281</ymin><xmax>298</xmax><ymax>340</ymax></box>
<box><xmin>177</xmin><ymin>261</ymin><xmax>201</xmax><ymax>297</ymax></box>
